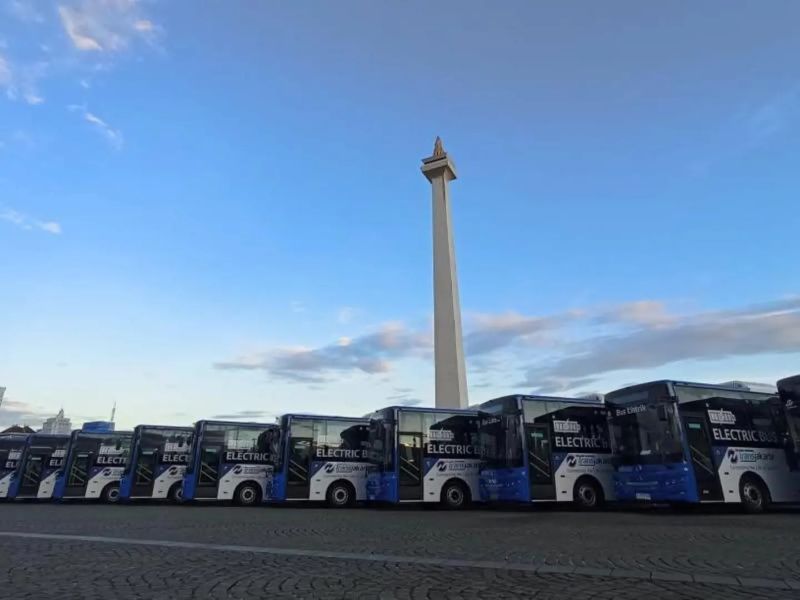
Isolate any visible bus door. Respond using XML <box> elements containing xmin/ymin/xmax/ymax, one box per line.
<box><xmin>398</xmin><ymin>432</ymin><xmax>423</xmax><ymax>501</ymax></box>
<box><xmin>64</xmin><ymin>447</ymin><xmax>93</xmax><ymax>497</ymax></box>
<box><xmin>681</xmin><ymin>414</ymin><xmax>723</xmax><ymax>501</ymax></box>
<box><xmin>18</xmin><ymin>450</ymin><xmax>45</xmax><ymax>497</ymax></box>
<box><xmin>286</xmin><ymin>435</ymin><xmax>312</xmax><ymax>499</ymax></box>
<box><xmin>526</xmin><ymin>423</ymin><xmax>556</xmax><ymax>500</ymax></box>
<box><xmin>195</xmin><ymin>443</ymin><xmax>222</xmax><ymax>499</ymax></box>
<box><xmin>131</xmin><ymin>447</ymin><xmax>158</xmax><ymax>498</ymax></box>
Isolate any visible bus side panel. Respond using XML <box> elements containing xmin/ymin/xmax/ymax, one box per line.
<box><xmin>152</xmin><ymin>464</ymin><xmax>187</xmax><ymax>499</ymax></box>
<box><xmin>36</xmin><ymin>469</ymin><xmax>60</xmax><ymax>499</ymax></box>
<box><xmin>715</xmin><ymin>447</ymin><xmax>800</xmax><ymax>504</ymax></box>
<box><xmin>119</xmin><ymin>473</ymin><xmax>134</xmax><ymax>498</ymax></box>
<box><xmin>422</xmin><ymin>457</ymin><xmax>481</xmax><ymax>503</ymax></box>
<box><xmin>613</xmin><ymin>463</ymin><xmax>699</xmax><ymax>503</ymax></box>
<box><xmin>479</xmin><ymin>466</ymin><xmax>529</xmax><ymax>502</ymax></box>
<box><xmin>553</xmin><ymin>452</ymin><xmax>615</xmax><ymax>502</ymax></box>
<box><xmin>216</xmin><ymin>463</ymin><xmax>272</xmax><ymax>501</ymax></box>
<box><xmin>181</xmin><ymin>472</ymin><xmax>198</xmax><ymax>501</ymax></box>
<box><xmin>85</xmin><ymin>465</ymin><xmax>124</xmax><ymax>499</ymax></box>
<box><xmin>0</xmin><ymin>471</ymin><xmax>14</xmax><ymax>498</ymax></box>
<box><xmin>308</xmin><ymin>460</ymin><xmax>370</xmax><ymax>502</ymax></box>
<box><xmin>366</xmin><ymin>471</ymin><xmax>399</xmax><ymax>503</ymax></box>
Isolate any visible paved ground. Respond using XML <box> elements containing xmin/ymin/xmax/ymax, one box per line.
<box><xmin>0</xmin><ymin>503</ymin><xmax>799</xmax><ymax>598</ymax></box>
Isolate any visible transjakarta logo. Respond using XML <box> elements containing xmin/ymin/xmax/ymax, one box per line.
<box><xmin>164</xmin><ymin>442</ymin><xmax>189</xmax><ymax>452</ymax></box>
<box><xmin>727</xmin><ymin>449</ymin><xmax>775</xmax><ymax>464</ymax></box>
<box><xmin>162</xmin><ymin>442</ymin><xmax>191</xmax><ymax>464</ymax></box>
<box><xmin>553</xmin><ymin>420</ymin><xmax>581</xmax><ymax>434</ymax></box>
<box><xmin>97</xmin><ymin>445</ymin><xmax>127</xmax><ymax>466</ymax></box>
<box><xmin>226</xmin><ymin>439</ymin><xmax>254</xmax><ymax>450</ymax></box>
<box><xmin>52</xmin><ymin>449</ymin><xmax>66</xmax><ymax>458</ymax></box>
<box><xmin>8</xmin><ymin>451</ymin><xmax>21</xmax><ymax>460</ymax></box>
<box><xmin>708</xmin><ymin>409</ymin><xmax>736</xmax><ymax>425</ymax></box>
<box><xmin>429</xmin><ymin>429</ymin><xmax>454</xmax><ymax>441</ymax></box>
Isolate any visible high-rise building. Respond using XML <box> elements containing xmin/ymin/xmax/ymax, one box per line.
<box><xmin>41</xmin><ymin>409</ymin><xmax>72</xmax><ymax>435</ymax></box>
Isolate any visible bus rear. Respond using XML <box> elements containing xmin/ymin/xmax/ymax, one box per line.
<box><xmin>0</xmin><ymin>434</ymin><xmax>29</xmax><ymax>500</ymax></box>
<box><xmin>479</xmin><ymin>395</ymin><xmax>613</xmax><ymax>508</ymax></box>
<box><xmin>52</xmin><ymin>430</ymin><xmax>133</xmax><ymax>502</ymax></box>
<box><xmin>269</xmin><ymin>414</ymin><xmax>370</xmax><ymax>507</ymax></box>
<box><xmin>8</xmin><ymin>434</ymin><xmax>70</xmax><ymax>500</ymax></box>
<box><xmin>120</xmin><ymin>425</ymin><xmax>193</xmax><ymax>502</ymax></box>
<box><xmin>181</xmin><ymin>420</ymin><xmax>276</xmax><ymax>506</ymax></box>
<box><xmin>366</xmin><ymin>407</ymin><xmax>481</xmax><ymax>509</ymax></box>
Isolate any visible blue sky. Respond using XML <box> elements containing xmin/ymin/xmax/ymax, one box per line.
<box><xmin>1</xmin><ymin>1</ymin><xmax>799</xmax><ymax>429</ymax></box>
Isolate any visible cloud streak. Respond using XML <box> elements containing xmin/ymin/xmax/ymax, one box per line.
<box><xmin>58</xmin><ymin>0</ymin><xmax>160</xmax><ymax>53</ymax></box>
<box><xmin>1</xmin><ymin>206</ymin><xmax>62</xmax><ymax>234</ymax></box>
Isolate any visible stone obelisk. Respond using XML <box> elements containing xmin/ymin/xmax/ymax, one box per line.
<box><xmin>421</xmin><ymin>137</ymin><xmax>468</xmax><ymax>409</ymax></box>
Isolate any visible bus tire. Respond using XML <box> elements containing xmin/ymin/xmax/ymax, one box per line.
<box><xmin>101</xmin><ymin>483</ymin><xmax>121</xmax><ymax>504</ymax></box>
<box><xmin>168</xmin><ymin>483</ymin><xmax>183</xmax><ymax>503</ymax></box>
<box><xmin>234</xmin><ymin>482</ymin><xmax>262</xmax><ymax>507</ymax></box>
<box><xmin>441</xmin><ymin>479</ymin><xmax>471</xmax><ymax>510</ymax></box>
<box><xmin>573</xmin><ymin>476</ymin><xmax>604</xmax><ymax>510</ymax></box>
<box><xmin>739</xmin><ymin>474</ymin><xmax>770</xmax><ymax>514</ymax></box>
<box><xmin>326</xmin><ymin>480</ymin><xmax>356</xmax><ymax>508</ymax></box>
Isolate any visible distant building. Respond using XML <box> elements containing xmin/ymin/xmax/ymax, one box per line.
<box><xmin>2</xmin><ymin>425</ymin><xmax>35</xmax><ymax>434</ymax></box>
<box><xmin>41</xmin><ymin>409</ymin><xmax>72</xmax><ymax>435</ymax></box>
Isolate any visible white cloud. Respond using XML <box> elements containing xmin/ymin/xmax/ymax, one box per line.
<box><xmin>0</xmin><ymin>206</ymin><xmax>63</xmax><ymax>235</ymax></box>
<box><xmin>70</xmin><ymin>107</ymin><xmax>123</xmax><ymax>149</ymax></box>
<box><xmin>58</xmin><ymin>0</ymin><xmax>160</xmax><ymax>53</ymax></box>
<box><xmin>0</xmin><ymin>53</ymin><xmax>46</xmax><ymax>105</ymax></box>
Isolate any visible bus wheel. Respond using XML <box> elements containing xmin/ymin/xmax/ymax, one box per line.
<box><xmin>441</xmin><ymin>480</ymin><xmax>470</xmax><ymax>510</ymax></box>
<box><xmin>740</xmin><ymin>476</ymin><xmax>770</xmax><ymax>514</ymax></box>
<box><xmin>102</xmin><ymin>483</ymin><xmax>121</xmax><ymax>504</ymax></box>
<box><xmin>168</xmin><ymin>483</ymin><xmax>183</xmax><ymax>503</ymax></box>
<box><xmin>573</xmin><ymin>477</ymin><xmax>603</xmax><ymax>510</ymax></box>
<box><xmin>326</xmin><ymin>481</ymin><xmax>355</xmax><ymax>508</ymax></box>
<box><xmin>234</xmin><ymin>482</ymin><xmax>262</xmax><ymax>507</ymax></box>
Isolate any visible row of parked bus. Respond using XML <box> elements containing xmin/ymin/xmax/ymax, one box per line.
<box><xmin>1</xmin><ymin>376</ymin><xmax>799</xmax><ymax>513</ymax></box>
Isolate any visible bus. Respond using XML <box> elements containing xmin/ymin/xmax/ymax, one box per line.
<box><xmin>181</xmin><ymin>420</ymin><xmax>276</xmax><ymax>506</ymax></box>
<box><xmin>268</xmin><ymin>414</ymin><xmax>370</xmax><ymax>507</ymax></box>
<box><xmin>366</xmin><ymin>406</ymin><xmax>481</xmax><ymax>509</ymax></box>
<box><xmin>777</xmin><ymin>375</ymin><xmax>800</xmax><ymax>467</ymax></box>
<box><xmin>53</xmin><ymin>430</ymin><xmax>133</xmax><ymax>503</ymax></box>
<box><xmin>120</xmin><ymin>425</ymin><xmax>193</xmax><ymax>502</ymax></box>
<box><xmin>7</xmin><ymin>434</ymin><xmax>70</xmax><ymax>500</ymax></box>
<box><xmin>0</xmin><ymin>434</ymin><xmax>29</xmax><ymax>500</ymax></box>
<box><xmin>607</xmin><ymin>380</ymin><xmax>800</xmax><ymax>512</ymax></box>
<box><xmin>478</xmin><ymin>395</ymin><xmax>613</xmax><ymax>509</ymax></box>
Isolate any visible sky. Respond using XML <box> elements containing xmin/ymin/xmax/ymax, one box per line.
<box><xmin>1</xmin><ymin>1</ymin><xmax>799</xmax><ymax>429</ymax></box>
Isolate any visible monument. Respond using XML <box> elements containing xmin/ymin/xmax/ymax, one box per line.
<box><xmin>421</xmin><ymin>137</ymin><xmax>469</xmax><ymax>409</ymax></box>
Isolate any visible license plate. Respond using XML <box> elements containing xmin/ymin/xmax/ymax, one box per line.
<box><xmin>636</xmin><ymin>492</ymin><xmax>651</xmax><ymax>501</ymax></box>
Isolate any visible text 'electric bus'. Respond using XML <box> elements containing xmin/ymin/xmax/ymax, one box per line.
<box><xmin>120</xmin><ymin>425</ymin><xmax>193</xmax><ymax>502</ymax></box>
<box><xmin>608</xmin><ymin>380</ymin><xmax>800</xmax><ymax>512</ymax></box>
<box><xmin>8</xmin><ymin>434</ymin><xmax>70</xmax><ymax>500</ymax></box>
<box><xmin>182</xmin><ymin>420</ymin><xmax>276</xmax><ymax>506</ymax></box>
<box><xmin>269</xmin><ymin>414</ymin><xmax>370</xmax><ymax>507</ymax></box>
<box><xmin>366</xmin><ymin>406</ymin><xmax>481</xmax><ymax>509</ymax></box>
<box><xmin>778</xmin><ymin>375</ymin><xmax>800</xmax><ymax>458</ymax></box>
<box><xmin>478</xmin><ymin>395</ymin><xmax>613</xmax><ymax>508</ymax></box>
<box><xmin>53</xmin><ymin>430</ymin><xmax>133</xmax><ymax>503</ymax></box>
<box><xmin>0</xmin><ymin>434</ymin><xmax>28</xmax><ymax>500</ymax></box>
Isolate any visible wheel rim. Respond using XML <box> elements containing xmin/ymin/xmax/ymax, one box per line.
<box><xmin>240</xmin><ymin>487</ymin><xmax>256</xmax><ymax>504</ymax></box>
<box><xmin>333</xmin><ymin>487</ymin><xmax>349</xmax><ymax>505</ymax></box>
<box><xmin>174</xmin><ymin>488</ymin><xmax>183</xmax><ymax>502</ymax></box>
<box><xmin>446</xmin><ymin>487</ymin><xmax>463</xmax><ymax>507</ymax></box>
<box><xmin>107</xmin><ymin>488</ymin><xmax>120</xmax><ymax>503</ymax></box>
<box><xmin>578</xmin><ymin>485</ymin><xmax>596</xmax><ymax>506</ymax></box>
<box><xmin>743</xmin><ymin>482</ymin><xmax>762</xmax><ymax>507</ymax></box>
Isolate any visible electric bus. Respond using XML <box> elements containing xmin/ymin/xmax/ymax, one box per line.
<box><xmin>268</xmin><ymin>414</ymin><xmax>370</xmax><ymax>507</ymax></box>
<box><xmin>120</xmin><ymin>425</ymin><xmax>193</xmax><ymax>502</ymax></box>
<box><xmin>366</xmin><ymin>406</ymin><xmax>481</xmax><ymax>509</ymax></box>
<box><xmin>608</xmin><ymin>380</ymin><xmax>800</xmax><ymax>512</ymax></box>
<box><xmin>181</xmin><ymin>420</ymin><xmax>276</xmax><ymax>506</ymax></box>
<box><xmin>7</xmin><ymin>434</ymin><xmax>70</xmax><ymax>500</ymax></box>
<box><xmin>777</xmin><ymin>374</ymin><xmax>800</xmax><ymax>467</ymax></box>
<box><xmin>0</xmin><ymin>433</ymin><xmax>29</xmax><ymax>500</ymax></box>
<box><xmin>53</xmin><ymin>430</ymin><xmax>133</xmax><ymax>503</ymax></box>
<box><xmin>478</xmin><ymin>395</ymin><xmax>613</xmax><ymax>509</ymax></box>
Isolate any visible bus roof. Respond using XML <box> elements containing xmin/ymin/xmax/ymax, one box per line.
<box><xmin>368</xmin><ymin>405</ymin><xmax>479</xmax><ymax>417</ymax></box>
<box><xmin>480</xmin><ymin>394</ymin><xmax>604</xmax><ymax>409</ymax></box>
<box><xmin>27</xmin><ymin>433</ymin><xmax>70</xmax><ymax>440</ymax></box>
<box><xmin>72</xmin><ymin>429</ymin><xmax>133</xmax><ymax>438</ymax></box>
<box><xmin>281</xmin><ymin>413</ymin><xmax>368</xmax><ymax>422</ymax></box>
<box><xmin>194</xmin><ymin>419</ymin><xmax>276</xmax><ymax>428</ymax></box>
<box><xmin>133</xmin><ymin>424</ymin><xmax>194</xmax><ymax>432</ymax></box>
<box><xmin>606</xmin><ymin>379</ymin><xmax>776</xmax><ymax>402</ymax></box>
<box><xmin>778</xmin><ymin>374</ymin><xmax>800</xmax><ymax>388</ymax></box>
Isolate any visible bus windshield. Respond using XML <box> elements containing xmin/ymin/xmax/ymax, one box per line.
<box><xmin>609</xmin><ymin>386</ymin><xmax>683</xmax><ymax>465</ymax></box>
<box><xmin>478</xmin><ymin>398</ymin><xmax>524</xmax><ymax>469</ymax></box>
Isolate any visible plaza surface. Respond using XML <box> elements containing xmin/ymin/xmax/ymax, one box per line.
<box><xmin>0</xmin><ymin>503</ymin><xmax>798</xmax><ymax>599</ymax></box>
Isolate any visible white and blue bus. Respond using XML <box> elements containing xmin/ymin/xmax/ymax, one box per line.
<box><xmin>181</xmin><ymin>420</ymin><xmax>276</xmax><ymax>506</ymax></box>
<box><xmin>608</xmin><ymin>380</ymin><xmax>800</xmax><ymax>512</ymax></box>
<box><xmin>7</xmin><ymin>434</ymin><xmax>70</xmax><ymax>500</ymax></box>
<box><xmin>120</xmin><ymin>425</ymin><xmax>193</xmax><ymax>502</ymax></box>
<box><xmin>366</xmin><ymin>406</ymin><xmax>481</xmax><ymax>509</ymax></box>
<box><xmin>53</xmin><ymin>430</ymin><xmax>133</xmax><ymax>503</ymax></box>
<box><xmin>777</xmin><ymin>375</ymin><xmax>800</xmax><ymax>470</ymax></box>
<box><xmin>0</xmin><ymin>434</ymin><xmax>29</xmax><ymax>500</ymax></box>
<box><xmin>268</xmin><ymin>414</ymin><xmax>370</xmax><ymax>507</ymax></box>
<box><xmin>478</xmin><ymin>395</ymin><xmax>613</xmax><ymax>509</ymax></box>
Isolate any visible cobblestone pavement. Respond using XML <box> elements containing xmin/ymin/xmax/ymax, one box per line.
<box><xmin>0</xmin><ymin>503</ymin><xmax>798</xmax><ymax>598</ymax></box>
